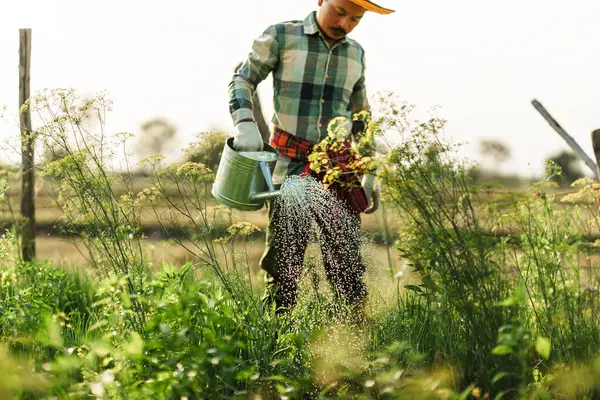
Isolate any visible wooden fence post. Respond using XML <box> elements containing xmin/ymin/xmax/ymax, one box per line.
<box><xmin>592</xmin><ymin>129</ymin><xmax>600</xmax><ymax>179</ymax></box>
<box><xmin>532</xmin><ymin>99</ymin><xmax>598</xmax><ymax>178</ymax></box>
<box><xmin>19</xmin><ymin>28</ymin><xmax>35</xmax><ymax>262</ymax></box>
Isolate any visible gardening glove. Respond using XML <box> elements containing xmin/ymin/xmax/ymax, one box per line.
<box><xmin>362</xmin><ymin>174</ymin><xmax>380</xmax><ymax>214</ymax></box>
<box><xmin>232</xmin><ymin>121</ymin><xmax>264</xmax><ymax>152</ymax></box>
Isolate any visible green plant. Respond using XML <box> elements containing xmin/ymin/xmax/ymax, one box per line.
<box><xmin>184</xmin><ymin>131</ymin><xmax>229</xmax><ymax>172</ymax></box>
<box><xmin>376</xmin><ymin>93</ymin><xmax>600</xmax><ymax>397</ymax></box>
<box><xmin>28</xmin><ymin>89</ymin><xmax>150</xmax><ymax>334</ymax></box>
<box><xmin>7</xmin><ymin>88</ymin><xmax>600</xmax><ymax>398</ymax></box>
<box><xmin>379</xmin><ymin>100</ymin><xmax>514</xmax><ymax>387</ymax></box>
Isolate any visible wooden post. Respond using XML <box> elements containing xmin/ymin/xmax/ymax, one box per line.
<box><xmin>592</xmin><ymin>129</ymin><xmax>600</xmax><ymax>179</ymax></box>
<box><xmin>19</xmin><ymin>28</ymin><xmax>35</xmax><ymax>262</ymax></box>
<box><xmin>532</xmin><ymin>99</ymin><xmax>598</xmax><ymax>178</ymax></box>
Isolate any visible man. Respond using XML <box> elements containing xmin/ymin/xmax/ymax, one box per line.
<box><xmin>228</xmin><ymin>0</ymin><xmax>394</xmax><ymax>316</ymax></box>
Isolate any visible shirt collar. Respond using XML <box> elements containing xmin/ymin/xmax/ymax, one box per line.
<box><xmin>303</xmin><ymin>11</ymin><xmax>348</xmax><ymax>45</ymax></box>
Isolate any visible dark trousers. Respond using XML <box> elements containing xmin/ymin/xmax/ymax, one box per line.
<box><xmin>258</xmin><ymin>195</ymin><xmax>368</xmax><ymax>313</ymax></box>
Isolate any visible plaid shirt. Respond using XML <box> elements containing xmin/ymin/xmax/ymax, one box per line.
<box><xmin>228</xmin><ymin>11</ymin><xmax>371</xmax><ymax>184</ymax></box>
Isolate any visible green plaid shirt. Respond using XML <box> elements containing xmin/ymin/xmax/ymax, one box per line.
<box><xmin>228</xmin><ymin>11</ymin><xmax>371</xmax><ymax>184</ymax></box>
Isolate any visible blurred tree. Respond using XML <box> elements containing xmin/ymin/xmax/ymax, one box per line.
<box><xmin>469</xmin><ymin>140</ymin><xmax>524</xmax><ymax>187</ymax></box>
<box><xmin>41</xmin><ymin>144</ymin><xmax>69</xmax><ymax>164</ymax></box>
<box><xmin>184</xmin><ymin>131</ymin><xmax>229</xmax><ymax>172</ymax></box>
<box><xmin>479</xmin><ymin>139</ymin><xmax>511</xmax><ymax>164</ymax></box>
<box><xmin>135</xmin><ymin>118</ymin><xmax>177</xmax><ymax>158</ymax></box>
<box><xmin>545</xmin><ymin>150</ymin><xmax>584</xmax><ymax>186</ymax></box>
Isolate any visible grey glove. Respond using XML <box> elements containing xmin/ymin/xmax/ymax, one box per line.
<box><xmin>233</xmin><ymin>121</ymin><xmax>264</xmax><ymax>152</ymax></box>
<box><xmin>362</xmin><ymin>174</ymin><xmax>380</xmax><ymax>214</ymax></box>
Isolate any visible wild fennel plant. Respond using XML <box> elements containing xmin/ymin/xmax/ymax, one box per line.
<box><xmin>29</xmin><ymin>89</ymin><xmax>150</xmax><ymax>334</ymax></box>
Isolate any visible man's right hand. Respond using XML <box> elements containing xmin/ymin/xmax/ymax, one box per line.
<box><xmin>233</xmin><ymin>121</ymin><xmax>264</xmax><ymax>152</ymax></box>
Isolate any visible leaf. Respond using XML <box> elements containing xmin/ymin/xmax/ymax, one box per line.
<box><xmin>496</xmin><ymin>280</ymin><xmax>526</xmax><ymax>307</ymax></box>
<box><xmin>202</xmin><ymin>327</ymin><xmax>216</xmax><ymax>344</ymax></box>
<box><xmin>533</xmin><ymin>387</ymin><xmax>550</xmax><ymax>400</ymax></box>
<box><xmin>492</xmin><ymin>372</ymin><xmax>509</xmax><ymax>384</ymax></box>
<box><xmin>198</xmin><ymin>292</ymin><xmax>210</xmax><ymax>307</ymax></box>
<box><xmin>492</xmin><ymin>345</ymin><xmax>513</xmax><ymax>356</ymax></box>
<box><xmin>121</xmin><ymin>290</ymin><xmax>132</xmax><ymax>309</ymax></box>
<box><xmin>91</xmin><ymin>297</ymin><xmax>112</xmax><ymax>308</ymax></box>
<box><xmin>456</xmin><ymin>384</ymin><xmax>474</xmax><ymax>400</ymax></box>
<box><xmin>88</xmin><ymin>319</ymin><xmax>108</xmax><ymax>332</ymax></box>
<box><xmin>514</xmin><ymin>279</ymin><xmax>527</xmax><ymax>304</ymax></box>
<box><xmin>495</xmin><ymin>297</ymin><xmax>515</xmax><ymax>307</ymax></box>
<box><xmin>125</xmin><ymin>332</ymin><xmax>144</xmax><ymax>358</ymax></box>
<box><xmin>403</xmin><ymin>285</ymin><xmax>424</xmax><ymax>294</ymax></box>
<box><xmin>264</xmin><ymin>375</ymin><xmax>289</xmax><ymax>382</ymax></box>
<box><xmin>536</xmin><ymin>336</ymin><xmax>551</xmax><ymax>360</ymax></box>
<box><xmin>494</xmin><ymin>391</ymin><xmax>508</xmax><ymax>400</ymax></box>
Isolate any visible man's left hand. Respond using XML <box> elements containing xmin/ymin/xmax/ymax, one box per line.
<box><xmin>362</xmin><ymin>174</ymin><xmax>380</xmax><ymax>214</ymax></box>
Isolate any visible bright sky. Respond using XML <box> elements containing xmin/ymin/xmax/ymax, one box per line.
<box><xmin>1</xmin><ymin>0</ymin><xmax>599</xmax><ymax>177</ymax></box>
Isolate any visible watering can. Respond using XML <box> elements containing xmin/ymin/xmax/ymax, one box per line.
<box><xmin>211</xmin><ymin>137</ymin><xmax>281</xmax><ymax>211</ymax></box>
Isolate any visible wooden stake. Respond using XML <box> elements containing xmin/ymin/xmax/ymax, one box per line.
<box><xmin>531</xmin><ymin>99</ymin><xmax>598</xmax><ymax>178</ymax></box>
<box><xmin>591</xmin><ymin>129</ymin><xmax>600</xmax><ymax>179</ymax></box>
<box><xmin>19</xmin><ymin>28</ymin><xmax>35</xmax><ymax>262</ymax></box>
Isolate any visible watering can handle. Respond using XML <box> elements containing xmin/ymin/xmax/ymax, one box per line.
<box><xmin>259</xmin><ymin>161</ymin><xmax>276</xmax><ymax>193</ymax></box>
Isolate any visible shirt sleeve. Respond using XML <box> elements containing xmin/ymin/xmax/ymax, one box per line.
<box><xmin>228</xmin><ymin>25</ymin><xmax>280</xmax><ymax>126</ymax></box>
<box><xmin>349</xmin><ymin>50</ymin><xmax>370</xmax><ymax>116</ymax></box>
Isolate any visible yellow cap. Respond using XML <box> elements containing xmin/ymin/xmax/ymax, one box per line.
<box><xmin>349</xmin><ymin>0</ymin><xmax>394</xmax><ymax>14</ymax></box>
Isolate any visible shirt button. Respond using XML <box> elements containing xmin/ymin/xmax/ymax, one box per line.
<box><xmin>321</xmin><ymin>99</ymin><xmax>325</xmax><ymax>104</ymax></box>
<box><xmin>325</xmin><ymin>74</ymin><xmax>329</xmax><ymax>78</ymax></box>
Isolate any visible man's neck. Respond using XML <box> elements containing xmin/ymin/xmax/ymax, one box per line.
<box><xmin>314</xmin><ymin>15</ymin><xmax>339</xmax><ymax>47</ymax></box>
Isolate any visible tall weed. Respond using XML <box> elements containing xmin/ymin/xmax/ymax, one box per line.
<box><xmin>378</xmin><ymin>93</ymin><xmax>600</xmax><ymax>396</ymax></box>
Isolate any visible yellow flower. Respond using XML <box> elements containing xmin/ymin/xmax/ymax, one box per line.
<box><xmin>226</xmin><ymin>222</ymin><xmax>261</xmax><ymax>237</ymax></box>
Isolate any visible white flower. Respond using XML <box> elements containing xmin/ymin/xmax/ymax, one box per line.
<box><xmin>100</xmin><ymin>371</ymin><xmax>115</xmax><ymax>383</ymax></box>
<box><xmin>90</xmin><ymin>382</ymin><xmax>105</xmax><ymax>397</ymax></box>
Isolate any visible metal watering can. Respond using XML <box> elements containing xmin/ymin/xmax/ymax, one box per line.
<box><xmin>211</xmin><ymin>137</ymin><xmax>281</xmax><ymax>211</ymax></box>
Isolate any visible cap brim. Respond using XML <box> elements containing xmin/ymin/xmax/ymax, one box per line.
<box><xmin>349</xmin><ymin>0</ymin><xmax>394</xmax><ymax>14</ymax></box>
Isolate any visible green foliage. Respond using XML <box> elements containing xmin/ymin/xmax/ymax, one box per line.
<box><xmin>378</xmin><ymin>95</ymin><xmax>600</xmax><ymax>397</ymax></box>
<box><xmin>5</xmin><ymin>89</ymin><xmax>600</xmax><ymax>398</ymax></box>
<box><xmin>545</xmin><ymin>151</ymin><xmax>585</xmax><ymax>187</ymax></box>
<box><xmin>30</xmin><ymin>89</ymin><xmax>150</xmax><ymax>335</ymax></box>
<box><xmin>184</xmin><ymin>131</ymin><xmax>229</xmax><ymax>172</ymax></box>
<box><xmin>0</xmin><ymin>262</ymin><xmax>94</xmax><ymax>341</ymax></box>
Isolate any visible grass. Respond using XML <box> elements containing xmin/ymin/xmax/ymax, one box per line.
<box><xmin>31</xmin><ymin>235</ymin><xmax>404</xmax><ymax>280</ymax></box>
<box><xmin>3</xmin><ymin>89</ymin><xmax>600</xmax><ymax>398</ymax></box>
<box><xmin>0</xmin><ymin>175</ymin><xmax>400</xmax><ymax>235</ymax></box>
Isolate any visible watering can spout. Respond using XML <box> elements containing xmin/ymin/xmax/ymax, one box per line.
<box><xmin>249</xmin><ymin>160</ymin><xmax>281</xmax><ymax>202</ymax></box>
<box><xmin>249</xmin><ymin>190</ymin><xmax>281</xmax><ymax>202</ymax></box>
<box><xmin>259</xmin><ymin>161</ymin><xmax>276</xmax><ymax>193</ymax></box>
